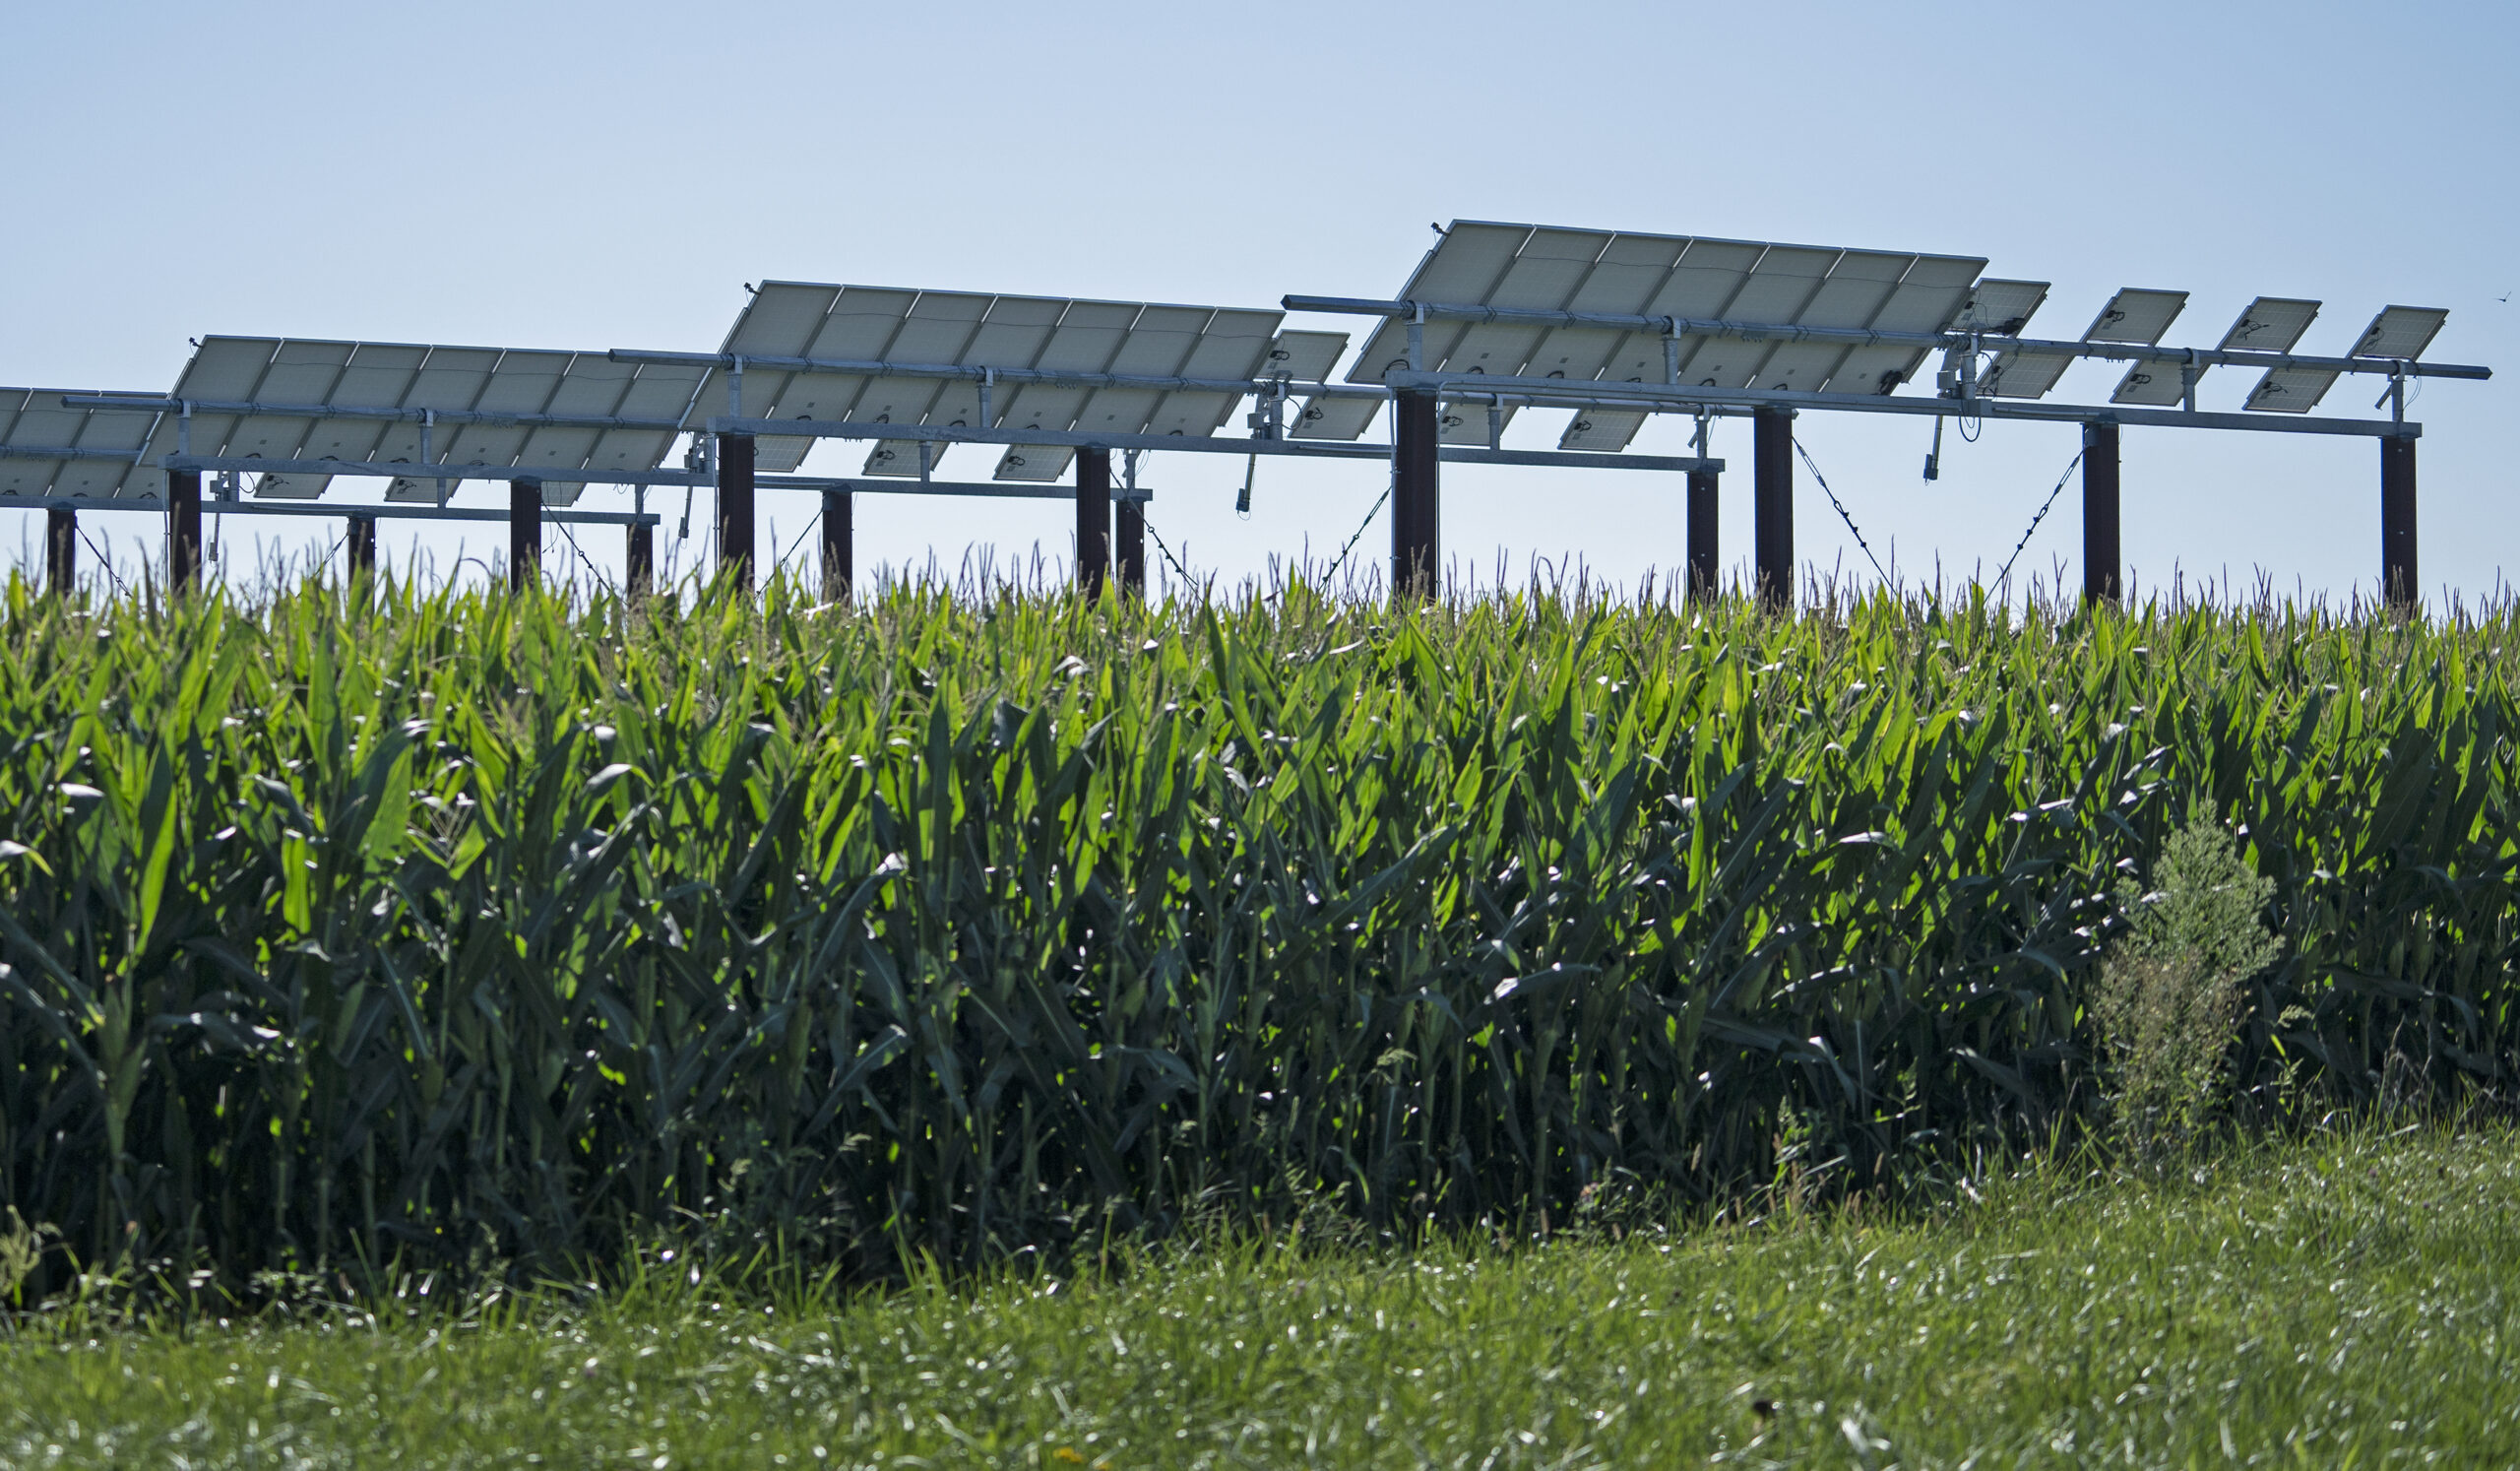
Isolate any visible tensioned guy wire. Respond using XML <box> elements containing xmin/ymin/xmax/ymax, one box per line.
<box><xmin>1994</xmin><ymin>448</ymin><xmax>2088</xmax><ymax>593</ymax></box>
<box><xmin>1792</xmin><ymin>436</ymin><xmax>1893</xmax><ymax>587</ymax></box>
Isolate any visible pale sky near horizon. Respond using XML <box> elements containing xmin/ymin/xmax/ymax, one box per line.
<box><xmin>4</xmin><ymin>1</ymin><xmax>2513</xmax><ymax>606</ymax></box>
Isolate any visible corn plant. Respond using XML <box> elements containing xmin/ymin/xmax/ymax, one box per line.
<box><xmin>0</xmin><ymin>567</ymin><xmax>2512</xmax><ymax>1293</ymax></box>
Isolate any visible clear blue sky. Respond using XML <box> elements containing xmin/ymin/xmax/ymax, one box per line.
<box><xmin>5</xmin><ymin>0</ymin><xmax>2513</xmax><ymax>604</ymax></box>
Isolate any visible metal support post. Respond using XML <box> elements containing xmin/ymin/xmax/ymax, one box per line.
<box><xmin>1686</xmin><ymin>467</ymin><xmax>1720</xmax><ymax>602</ymax></box>
<box><xmin>509</xmin><ymin>480</ymin><xmax>542</xmax><ymax>591</ymax></box>
<box><xmin>1115</xmin><ymin>496</ymin><xmax>1145</xmax><ymax>594</ymax></box>
<box><xmin>717</xmin><ymin>430</ymin><xmax>756</xmax><ymax>590</ymax></box>
<box><xmin>45</xmin><ymin>508</ymin><xmax>75</xmax><ymax>598</ymax></box>
<box><xmin>2382</xmin><ymin>433</ymin><xmax>2418</xmax><ymax>607</ymax></box>
<box><xmin>1751</xmin><ymin>406</ymin><xmax>1794</xmax><ymax>611</ymax></box>
<box><xmin>1076</xmin><ymin>446</ymin><xmax>1111</xmax><ymax>596</ymax></box>
<box><xmin>346</xmin><ymin>514</ymin><xmax>377</xmax><ymax>581</ymax></box>
<box><xmin>2082</xmin><ymin>420</ymin><xmax>2121</xmax><ymax>606</ymax></box>
<box><xmin>1393</xmin><ymin>388</ymin><xmax>1440</xmax><ymax>597</ymax></box>
<box><xmin>167</xmin><ymin>469</ymin><xmax>202</xmax><ymax>592</ymax></box>
<box><xmin>821</xmin><ymin>487</ymin><xmax>852</xmax><ymax>604</ymax></box>
<box><xmin>625</xmin><ymin>523</ymin><xmax>654</xmax><ymax>599</ymax></box>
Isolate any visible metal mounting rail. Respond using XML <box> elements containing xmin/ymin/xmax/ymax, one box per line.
<box><xmin>161</xmin><ymin>455</ymin><xmax>710</xmax><ymax>486</ymax></box>
<box><xmin>63</xmin><ymin>394</ymin><xmax>684</xmax><ymax>433</ymax></box>
<box><xmin>758</xmin><ymin>475</ymin><xmax>1151</xmax><ymax>502</ymax></box>
<box><xmin>702</xmin><ymin>416</ymin><xmax>1719</xmax><ymax>473</ymax></box>
<box><xmin>0</xmin><ymin>493</ymin><xmax>659</xmax><ymax>525</ymax></box>
<box><xmin>1285</xmin><ymin>295</ymin><xmax>2493</xmax><ymax>382</ymax></box>
<box><xmin>609</xmin><ymin>348</ymin><xmax>1384</xmax><ymax>404</ymax></box>
<box><xmin>1379</xmin><ymin>371</ymin><xmax>2419</xmax><ymax>439</ymax></box>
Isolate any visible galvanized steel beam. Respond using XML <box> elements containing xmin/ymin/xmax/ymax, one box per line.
<box><xmin>1285</xmin><ymin>296</ymin><xmax>2493</xmax><ymax>383</ymax></box>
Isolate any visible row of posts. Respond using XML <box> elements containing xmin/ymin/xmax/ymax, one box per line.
<box><xmin>38</xmin><ymin>416</ymin><xmax>2420</xmax><ymax>608</ymax></box>
<box><xmin>1384</xmin><ymin>391</ymin><xmax>2417</xmax><ymax>608</ymax></box>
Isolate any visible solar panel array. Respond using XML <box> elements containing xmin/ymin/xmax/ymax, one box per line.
<box><xmin>690</xmin><ymin>283</ymin><xmax>1347</xmax><ymax>481</ymax></box>
<box><xmin>0</xmin><ymin>390</ymin><xmax>165</xmax><ymax>499</ymax></box>
<box><xmin>0</xmin><ymin>224</ymin><xmax>2474</xmax><ymax>517</ymax></box>
<box><xmin>1307</xmin><ymin>221</ymin><xmax>1991</xmax><ymax>451</ymax></box>
<box><xmin>155</xmin><ymin>338</ymin><xmax>710</xmax><ymax>505</ymax></box>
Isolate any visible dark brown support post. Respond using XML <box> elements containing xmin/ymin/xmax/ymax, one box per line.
<box><xmin>1392</xmin><ymin>388</ymin><xmax>1440</xmax><ymax>597</ymax></box>
<box><xmin>2381</xmin><ymin>433</ymin><xmax>2418</xmax><ymax>608</ymax></box>
<box><xmin>2082</xmin><ymin>420</ymin><xmax>2121</xmax><ymax>607</ymax></box>
<box><xmin>1076</xmin><ymin>446</ymin><xmax>1110</xmax><ymax>596</ymax></box>
<box><xmin>1686</xmin><ymin>467</ymin><xmax>1719</xmax><ymax>602</ymax></box>
<box><xmin>1114</xmin><ymin>494</ymin><xmax>1145</xmax><ymax>595</ymax></box>
<box><xmin>1752</xmin><ymin>406</ymin><xmax>1794</xmax><ymax>611</ymax></box>
<box><xmin>717</xmin><ymin>431</ymin><xmax>756</xmax><ymax>590</ymax></box>
<box><xmin>509</xmin><ymin>479</ymin><xmax>542</xmax><ymax>592</ymax></box>
<box><xmin>45</xmin><ymin>508</ymin><xmax>75</xmax><ymax>598</ymax></box>
<box><xmin>820</xmin><ymin>487</ymin><xmax>852</xmax><ymax>605</ymax></box>
<box><xmin>346</xmin><ymin>514</ymin><xmax>377</xmax><ymax>582</ymax></box>
<box><xmin>625</xmin><ymin>523</ymin><xmax>654</xmax><ymax>600</ymax></box>
<box><xmin>167</xmin><ymin>470</ymin><xmax>202</xmax><ymax>593</ymax></box>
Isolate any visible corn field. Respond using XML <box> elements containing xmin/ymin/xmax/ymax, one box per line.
<box><xmin>1</xmin><ymin>569</ymin><xmax>2513</xmax><ymax>1291</ymax></box>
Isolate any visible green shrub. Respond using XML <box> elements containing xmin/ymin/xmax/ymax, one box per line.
<box><xmin>2092</xmin><ymin>819</ymin><xmax>2282</xmax><ymax>1143</ymax></box>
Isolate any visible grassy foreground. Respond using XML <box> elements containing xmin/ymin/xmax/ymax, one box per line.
<box><xmin>7</xmin><ymin>1123</ymin><xmax>2518</xmax><ymax>1467</ymax></box>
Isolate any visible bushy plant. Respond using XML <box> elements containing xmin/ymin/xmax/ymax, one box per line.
<box><xmin>2092</xmin><ymin>819</ymin><xmax>2282</xmax><ymax>1143</ymax></box>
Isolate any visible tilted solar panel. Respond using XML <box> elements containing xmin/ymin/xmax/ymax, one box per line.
<box><xmin>164</xmin><ymin>337</ymin><xmax>707</xmax><ymax>505</ymax></box>
<box><xmin>1332</xmin><ymin>220</ymin><xmax>1989</xmax><ymax>452</ymax></box>
<box><xmin>0</xmin><ymin>389</ymin><xmax>167</xmax><ymax>499</ymax></box>
<box><xmin>692</xmin><ymin>282</ymin><xmax>1345</xmax><ymax>482</ymax></box>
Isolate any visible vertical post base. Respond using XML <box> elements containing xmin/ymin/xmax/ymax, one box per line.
<box><xmin>346</xmin><ymin>515</ymin><xmax>377</xmax><ymax>586</ymax></box>
<box><xmin>1392</xmin><ymin>389</ymin><xmax>1441</xmax><ymax>599</ymax></box>
<box><xmin>1076</xmin><ymin>447</ymin><xmax>1111</xmax><ymax>597</ymax></box>
<box><xmin>45</xmin><ymin>508</ymin><xmax>75</xmax><ymax>599</ymax></box>
<box><xmin>1752</xmin><ymin>407</ymin><xmax>1794</xmax><ymax>612</ymax></box>
<box><xmin>2381</xmin><ymin>434</ymin><xmax>2418</xmax><ymax>608</ymax></box>
<box><xmin>509</xmin><ymin>480</ymin><xmax>542</xmax><ymax>592</ymax></box>
<box><xmin>2082</xmin><ymin>420</ymin><xmax>2122</xmax><ymax>607</ymax></box>
<box><xmin>1685</xmin><ymin>468</ymin><xmax>1719</xmax><ymax>603</ymax></box>
<box><xmin>1115</xmin><ymin>496</ymin><xmax>1145</xmax><ymax>595</ymax></box>
<box><xmin>626</xmin><ymin>523</ymin><xmax>654</xmax><ymax>600</ymax></box>
<box><xmin>821</xmin><ymin>488</ymin><xmax>852</xmax><ymax>605</ymax></box>
<box><xmin>717</xmin><ymin>431</ymin><xmax>757</xmax><ymax>591</ymax></box>
<box><xmin>167</xmin><ymin>470</ymin><xmax>203</xmax><ymax>593</ymax></box>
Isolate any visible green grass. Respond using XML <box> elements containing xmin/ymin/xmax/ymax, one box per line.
<box><xmin>8</xmin><ymin>1122</ymin><xmax>2518</xmax><ymax>1467</ymax></box>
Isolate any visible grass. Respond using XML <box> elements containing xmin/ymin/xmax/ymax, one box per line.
<box><xmin>6</xmin><ymin>1121</ymin><xmax>2517</xmax><ymax>1467</ymax></box>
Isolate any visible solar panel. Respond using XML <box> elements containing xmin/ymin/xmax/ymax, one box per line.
<box><xmin>162</xmin><ymin>337</ymin><xmax>706</xmax><ymax>505</ymax></box>
<box><xmin>688</xmin><ymin>282</ymin><xmax>1346</xmax><ymax>481</ymax></box>
<box><xmin>2081</xmin><ymin>288</ymin><xmax>2188</xmax><ymax>345</ymax></box>
<box><xmin>2219</xmin><ymin>297</ymin><xmax>2321</xmax><ymax>352</ymax></box>
<box><xmin>1982</xmin><ymin>348</ymin><xmax>2075</xmax><ymax>400</ymax></box>
<box><xmin>1950</xmin><ymin>279</ymin><xmax>2049</xmax><ymax>335</ymax></box>
<box><xmin>2110</xmin><ymin>357</ymin><xmax>2194</xmax><ymax>407</ymax></box>
<box><xmin>2243</xmin><ymin>305</ymin><xmax>2443</xmax><ymax>414</ymax></box>
<box><xmin>2113</xmin><ymin>296</ymin><xmax>2323</xmax><ymax>408</ymax></box>
<box><xmin>0</xmin><ymin>389</ymin><xmax>165</xmax><ymax>499</ymax></box>
<box><xmin>2348</xmin><ymin>305</ymin><xmax>2449</xmax><ymax>360</ymax></box>
<box><xmin>2241</xmin><ymin>366</ymin><xmax>2339</xmax><ymax>414</ymax></box>
<box><xmin>1338</xmin><ymin>221</ymin><xmax>1989</xmax><ymax>448</ymax></box>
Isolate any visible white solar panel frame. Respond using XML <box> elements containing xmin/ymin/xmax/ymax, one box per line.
<box><xmin>2219</xmin><ymin>297</ymin><xmax>2321</xmax><ymax>352</ymax></box>
<box><xmin>2348</xmin><ymin>305</ymin><xmax>2449</xmax><ymax>361</ymax></box>
<box><xmin>1338</xmin><ymin>221</ymin><xmax>1987</xmax><ymax>452</ymax></box>
<box><xmin>694</xmin><ymin>283</ymin><xmax>1338</xmax><ymax>480</ymax></box>
<box><xmin>2243</xmin><ymin>366</ymin><xmax>2340</xmax><ymax>414</ymax></box>
<box><xmin>0</xmin><ymin>390</ymin><xmax>167</xmax><ymax>499</ymax></box>
<box><xmin>1983</xmin><ymin>349</ymin><xmax>2076</xmax><ymax>401</ymax></box>
<box><xmin>1950</xmin><ymin>280</ymin><xmax>2050</xmax><ymax>335</ymax></box>
<box><xmin>165</xmin><ymin>337</ymin><xmax>707</xmax><ymax>506</ymax></box>
<box><xmin>2081</xmin><ymin>288</ymin><xmax>2189</xmax><ymax>345</ymax></box>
